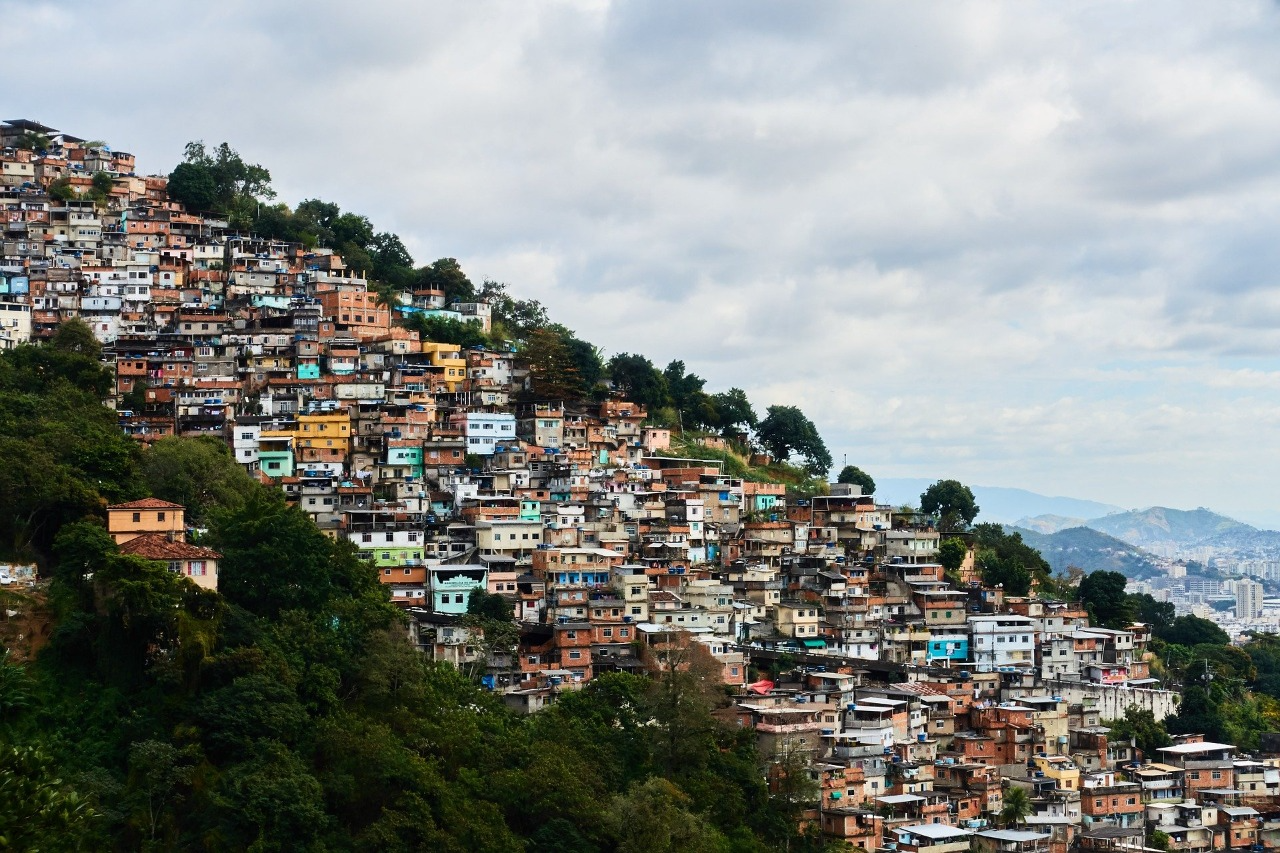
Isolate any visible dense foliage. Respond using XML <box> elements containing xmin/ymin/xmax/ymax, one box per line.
<box><xmin>972</xmin><ymin>523</ymin><xmax>1050</xmax><ymax>597</ymax></box>
<box><xmin>0</xmin><ymin>335</ymin><xmax>839</xmax><ymax>852</ymax></box>
<box><xmin>920</xmin><ymin>480</ymin><xmax>979</xmax><ymax>532</ymax></box>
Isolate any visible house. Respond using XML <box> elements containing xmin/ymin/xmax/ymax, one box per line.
<box><xmin>107</xmin><ymin>497</ymin><xmax>185</xmax><ymax>544</ymax></box>
<box><xmin>118</xmin><ymin>533</ymin><xmax>220</xmax><ymax>591</ymax></box>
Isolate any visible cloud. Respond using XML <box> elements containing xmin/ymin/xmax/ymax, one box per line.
<box><xmin>7</xmin><ymin>0</ymin><xmax>1280</xmax><ymax>514</ymax></box>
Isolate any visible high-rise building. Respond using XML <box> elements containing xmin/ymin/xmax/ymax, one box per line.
<box><xmin>1237</xmin><ymin>578</ymin><xmax>1265</xmax><ymax>620</ymax></box>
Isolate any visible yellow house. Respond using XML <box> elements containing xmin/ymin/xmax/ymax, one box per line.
<box><xmin>1033</xmin><ymin>754</ymin><xmax>1080</xmax><ymax>790</ymax></box>
<box><xmin>775</xmin><ymin>601</ymin><xmax>822</xmax><ymax>639</ymax></box>
<box><xmin>296</xmin><ymin>411</ymin><xmax>351</xmax><ymax>443</ymax></box>
<box><xmin>107</xmin><ymin>498</ymin><xmax>185</xmax><ymax>544</ymax></box>
<box><xmin>421</xmin><ymin>342</ymin><xmax>467</xmax><ymax>392</ymax></box>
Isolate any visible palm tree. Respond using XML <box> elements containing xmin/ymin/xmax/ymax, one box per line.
<box><xmin>999</xmin><ymin>786</ymin><xmax>1033</xmax><ymax>828</ymax></box>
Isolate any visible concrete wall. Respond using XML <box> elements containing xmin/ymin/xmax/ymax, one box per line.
<box><xmin>1032</xmin><ymin>679</ymin><xmax>1179</xmax><ymax>722</ymax></box>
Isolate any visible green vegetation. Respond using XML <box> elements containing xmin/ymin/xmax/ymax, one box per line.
<box><xmin>835</xmin><ymin>465</ymin><xmax>875</xmax><ymax>494</ymax></box>
<box><xmin>756</xmin><ymin>406</ymin><xmax>831</xmax><ymax>477</ymax></box>
<box><xmin>1076</xmin><ymin>570</ymin><xmax>1131</xmax><ymax>627</ymax></box>
<box><xmin>658</xmin><ymin>435</ymin><xmax>828</xmax><ymax>496</ymax></box>
<box><xmin>167</xmin><ymin>141</ymin><xmax>274</xmax><ymax>228</ymax></box>
<box><xmin>920</xmin><ymin>480</ymin><xmax>979</xmax><ymax>532</ymax></box>
<box><xmin>972</xmin><ymin>523</ymin><xmax>1050</xmax><ymax>597</ymax></box>
<box><xmin>1007</xmin><ymin>525</ymin><xmax>1164</xmax><ymax>579</ymax></box>
<box><xmin>937</xmin><ymin>538</ymin><xmax>967</xmax><ymax>584</ymax></box>
<box><xmin>0</xmin><ymin>334</ymin><xmax>838</xmax><ymax>851</ymax></box>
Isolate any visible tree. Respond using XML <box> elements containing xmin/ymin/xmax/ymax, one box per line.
<box><xmin>86</xmin><ymin>171</ymin><xmax>115</xmax><ymax>204</ymax></box>
<box><xmin>1102</xmin><ymin>707</ymin><xmax>1171</xmax><ymax>758</ymax></box>
<box><xmin>520</xmin><ymin>328</ymin><xmax>586</xmax><ymax>401</ymax></box>
<box><xmin>1159</xmin><ymin>615</ymin><xmax>1229</xmax><ymax>647</ymax></box>
<box><xmin>663</xmin><ymin>361</ymin><xmax>718</xmax><ymax>431</ymax></box>
<box><xmin>208</xmin><ymin>488</ymin><xmax>367</xmax><ymax>617</ymax></box>
<box><xmin>47</xmin><ymin>176</ymin><xmax>76</xmax><ymax>201</ymax></box>
<box><xmin>978</xmin><ymin>552</ymin><xmax>1033</xmax><ymax>597</ymax></box>
<box><xmin>607</xmin><ymin>353</ymin><xmax>670</xmax><ymax>411</ymax></box>
<box><xmin>0</xmin><ymin>744</ymin><xmax>100</xmax><ymax>850</ymax></box>
<box><xmin>1077</xmin><ymin>570</ymin><xmax>1133</xmax><ymax>628</ymax></box>
<box><xmin>400</xmin><ymin>312</ymin><xmax>490</xmax><ymax>349</ymax></box>
<box><xmin>165</xmin><ymin>161</ymin><xmax>218</xmax><ymax>212</ymax></box>
<box><xmin>1130</xmin><ymin>592</ymin><xmax>1175</xmax><ymax>627</ymax></box>
<box><xmin>125</xmin><ymin>739</ymin><xmax>194</xmax><ymax>847</ymax></box>
<box><xmin>836</xmin><ymin>465</ymin><xmax>875</xmax><ymax>494</ymax></box>
<box><xmin>756</xmin><ymin>406</ymin><xmax>831</xmax><ymax>476</ymax></box>
<box><xmin>369</xmin><ymin>231</ymin><xmax>414</xmax><ymax>287</ymax></box>
<box><xmin>171</xmin><ymin>141</ymin><xmax>274</xmax><ymax>225</ymax></box>
<box><xmin>711</xmin><ymin>388</ymin><xmax>756</xmax><ymax>436</ymax></box>
<box><xmin>466</xmin><ymin>588</ymin><xmax>514</xmax><ymax>622</ymax></box>
<box><xmin>480</xmin><ymin>280</ymin><xmax>550</xmax><ymax>339</ymax></box>
<box><xmin>920</xmin><ymin>480</ymin><xmax>979</xmax><ymax>532</ymax></box>
<box><xmin>416</xmin><ymin>258</ymin><xmax>474</xmax><ymax>304</ymax></box>
<box><xmin>557</xmin><ymin>330</ymin><xmax>605</xmax><ymax>394</ymax></box>
<box><xmin>999</xmin><ymin>785</ymin><xmax>1032</xmax><ymax>828</ymax></box>
<box><xmin>216</xmin><ymin>741</ymin><xmax>330</xmax><ymax>851</ymax></box>
<box><xmin>609</xmin><ymin>777</ymin><xmax>728</xmax><ymax>853</ymax></box>
<box><xmin>140</xmin><ymin>435</ymin><xmax>261</xmax><ymax>525</ymax></box>
<box><xmin>15</xmin><ymin>131</ymin><xmax>50</xmax><ymax>151</ymax></box>
<box><xmin>938</xmin><ymin>538</ymin><xmax>968</xmax><ymax>581</ymax></box>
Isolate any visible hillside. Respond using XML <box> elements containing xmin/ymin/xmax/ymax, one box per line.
<box><xmin>875</xmin><ymin>479</ymin><xmax>1121</xmax><ymax>523</ymax></box>
<box><xmin>1085</xmin><ymin>507</ymin><xmax>1255</xmax><ymax>549</ymax></box>
<box><xmin>657</xmin><ymin>435</ymin><xmax>827</xmax><ymax>495</ymax></box>
<box><xmin>1013</xmin><ymin>514</ymin><xmax>1088</xmax><ymax>534</ymax></box>
<box><xmin>1006</xmin><ymin>525</ymin><xmax>1164</xmax><ymax>578</ymax></box>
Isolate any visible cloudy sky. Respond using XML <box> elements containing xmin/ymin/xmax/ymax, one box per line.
<box><xmin>9</xmin><ymin>0</ymin><xmax>1280</xmax><ymax>522</ymax></box>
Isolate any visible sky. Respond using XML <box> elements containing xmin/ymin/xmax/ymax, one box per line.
<box><xmin>8</xmin><ymin>0</ymin><xmax>1280</xmax><ymax>523</ymax></box>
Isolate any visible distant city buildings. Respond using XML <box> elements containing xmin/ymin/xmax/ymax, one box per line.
<box><xmin>1237</xmin><ymin>578</ymin><xmax>1265</xmax><ymax>620</ymax></box>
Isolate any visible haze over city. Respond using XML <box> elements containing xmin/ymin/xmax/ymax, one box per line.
<box><xmin>10</xmin><ymin>0</ymin><xmax>1280</xmax><ymax>519</ymax></box>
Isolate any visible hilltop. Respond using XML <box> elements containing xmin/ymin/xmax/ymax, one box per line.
<box><xmin>1084</xmin><ymin>506</ymin><xmax>1255</xmax><ymax>549</ymax></box>
<box><xmin>1006</xmin><ymin>524</ymin><xmax>1165</xmax><ymax>578</ymax></box>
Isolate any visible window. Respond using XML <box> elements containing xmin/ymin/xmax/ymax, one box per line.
<box><xmin>132</xmin><ymin>512</ymin><xmax>141</xmax><ymax>522</ymax></box>
<box><xmin>384</xmin><ymin>568</ymin><xmax>392</xmax><ymax>575</ymax></box>
<box><xmin>568</xmin><ymin>650</ymin><xmax>581</xmax><ymax>660</ymax></box>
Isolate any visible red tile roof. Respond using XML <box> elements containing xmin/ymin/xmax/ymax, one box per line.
<box><xmin>107</xmin><ymin>498</ymin><xmax>185</xmax><ymax>510</ymax></box>
<box><xmin>118</xmin><ymin>533</ymin><xmax>220</xmax><ymax>561</ymax></box>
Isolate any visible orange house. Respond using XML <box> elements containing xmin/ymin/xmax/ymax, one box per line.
<box><xmin>107</xmin><ymin>498</ymin><xmax>184</xmax><ymax>544</ymax></box>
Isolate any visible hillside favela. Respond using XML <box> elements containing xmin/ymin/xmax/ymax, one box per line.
<box><xmin>3</xmin><ymin>115</ymin><xmax>1280</xmax><ymax>852</ymax></box>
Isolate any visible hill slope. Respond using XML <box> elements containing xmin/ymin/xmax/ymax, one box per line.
<box><xmin>1006</xmin><ymin>525</ymin><xmax>1164</xmax><ymax>578</ymax></box>
<box><xmin>1085</xmin><ymin>507</ymin><xmax>1254</xmax><ymax>549</ymax></box>
<box><xmin>1014</xmin><ymin>514</ymin><xmax>1088</xmax><ymax>534</ymax></box>
<box><xmin>875</xmin><ymin>479</ymin><xmax>1122</xmax><ymax>524</ymax></box>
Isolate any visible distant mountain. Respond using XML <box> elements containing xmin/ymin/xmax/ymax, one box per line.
<box><xmin>1006</xmin><ymin>525</ymin><xmax>1164</xmax><ymax>578</ymax></box>
<box><xmin>874</xmin><ymin>479</ymin><xmax>1123</xmax><ymax>524</ymax></box>
<box><xmin>1084</xmin><ymin>507</ymin><xmax>1254</xmax><ymax>549</ymax></box>
<box><xmin>1014</xmin><ymin>514</ymin><xmax>1088</xmax><ymax>534</ymax></box>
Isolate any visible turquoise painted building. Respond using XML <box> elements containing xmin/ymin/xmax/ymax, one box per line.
<box><xmin>927</xmin><ymin>636</ymin><xmax>969</xmax><ymax>662</ymax></box>
<box><xmin>430</xmin><ymin>565</ymin><xmax>488</xmax><ymax>614</ymax></box>
<box><xmin>259</xmin><ymin>449</ymin><xmax>294</xmax><ymax>478</ymax></box>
